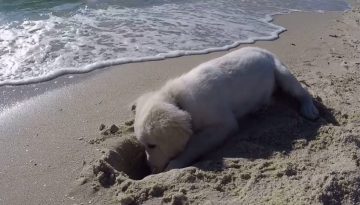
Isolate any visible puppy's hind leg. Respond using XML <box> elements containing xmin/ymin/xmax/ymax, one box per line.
<box><xmin>273</xmin><ymin>59</ymin><xmax>319</xmax><ymax>120</ymax></box>
<box><xmin>165</xmin><ymin>116</ymin><xmax>238</xmax><ymax>170</ymax></box>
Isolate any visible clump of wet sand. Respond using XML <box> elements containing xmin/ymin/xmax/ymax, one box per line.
<box><xmin>69</xmin><ymin>8</ymin><xmax>360</xmax><ymax>205</ymax></box>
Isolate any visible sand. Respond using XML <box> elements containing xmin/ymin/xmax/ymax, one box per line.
<box><xmin>1</xmin><ymin>3</ymin><xmax>360</xmax><ymax>205</ymax></box>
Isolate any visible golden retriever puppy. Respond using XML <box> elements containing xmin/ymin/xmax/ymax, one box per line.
<box><xmin>134</xmin><ymin>47</ymin><xmax>319</xmax><ymax>173</ymax></box>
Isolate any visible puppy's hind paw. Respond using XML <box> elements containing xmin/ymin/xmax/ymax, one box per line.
<box><xmin>301</xmin><ymin>101</ymin><xmax>319</xmax><ymax>120</ymax></box>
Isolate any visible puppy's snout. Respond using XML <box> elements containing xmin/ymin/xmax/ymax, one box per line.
<box><xmin>145</xmin><ymin>159</ymin><xmax>157</xmax><ymax>173</ymax></box>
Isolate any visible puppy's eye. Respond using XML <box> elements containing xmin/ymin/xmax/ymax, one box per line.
<box><xmin>147</xmin><ymin>144</ymin><xmax>156</xmax><ymax>149</ymax></box>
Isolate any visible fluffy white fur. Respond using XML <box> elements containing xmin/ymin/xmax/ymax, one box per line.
<box><xmin>134</xmin><ymin>47</ymin><xmax>319</xmax><ymax>173</ymax></box>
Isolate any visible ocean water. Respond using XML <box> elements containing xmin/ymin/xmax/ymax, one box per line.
<box><xmin>0</xmin><ymin>0</ymin><xmax>350</xmax><ymax>85</ymax></box>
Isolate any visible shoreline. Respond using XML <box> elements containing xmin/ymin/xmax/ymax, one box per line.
<box><xmin>1</xmin><ymin>8</ymin><xmax>359</xmax><ymax>204</ymax></box>
<box><xmin>0</xmin><ymin>9</ymin><xmax>339</xmax><ymax>110</ymax></box>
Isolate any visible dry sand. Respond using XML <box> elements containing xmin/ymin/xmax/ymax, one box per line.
<box><xmin>1</xmin><ymin>3</ymin><xmax>360</xmax><ymax>205</ymax></box>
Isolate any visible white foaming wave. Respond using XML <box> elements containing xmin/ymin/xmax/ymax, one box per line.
<box><xmin>0</xmin><ymin>19</ymin><xmax>56</xmax><ymax>82</ymax></box>
<box><xmin>0</xmin><ymin>0</ymin><xmax>349</xmax><ymax>85</ymax></box>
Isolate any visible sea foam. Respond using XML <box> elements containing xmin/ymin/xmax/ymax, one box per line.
<box><xmin>0</xmin><ymin>0</ymin><xmax>350</xmax><ymax>85</ymax></box>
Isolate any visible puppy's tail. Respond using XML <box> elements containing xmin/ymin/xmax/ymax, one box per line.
<box><xmin>273</xmin><ymin>58</ymin><xmax>319</xmax><ymax>120</ymax></box>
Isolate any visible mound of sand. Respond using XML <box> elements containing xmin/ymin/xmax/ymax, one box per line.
<box><xmin>69</xmin><ymin>8</ymin><xmax>360</xmax><ymax>205</ymax></box>
<box><xmin>70</xmin><ymin>101</ymin><xmax>360</xmax><ymax>205</ymax></box>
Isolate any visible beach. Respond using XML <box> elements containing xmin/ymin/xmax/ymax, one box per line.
<box><xmin>1</xmin><ymin>2</ymin><xmax>360</xmax><ymax>205</ymax></box>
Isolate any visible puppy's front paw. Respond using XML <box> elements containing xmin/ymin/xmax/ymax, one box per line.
<box><xmin>301</xmin><ymin>101</ymin><xmax>319</xmax><ymax>120</ymax></box>
<box><xmin>130</xmin><ymin>103</ymin><xmax>136</xmax><ymax>114</ymax></box>
<box><xmin>165</xmin><ymin>160</ymin><xmax>185</xmax><ymax>172</ymax></box>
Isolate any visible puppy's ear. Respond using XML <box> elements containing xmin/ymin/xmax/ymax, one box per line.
<box><xmin>162</xmin><ymin>105</ymin><xmax>193</xmax><ymax>153</ymax></box>
<box><xmin>174</xmin><ymin>108</ymin><xmax>192</xmax><ymax>136</ymax></box>
<box><xmin>165</xmin><ymin>103</ymin><xmax>192</xmax><ymax>137</ymax></box>
<box><xmin>169</xmin><ymin>94</ymin><xmax>192</xmax><ymax>135</ymax></box>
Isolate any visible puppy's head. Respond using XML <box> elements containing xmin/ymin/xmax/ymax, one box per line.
<box><xmin>134</xmin><ymin>93</ymin><xmax>192</xmax><ymax>173</ymax></box>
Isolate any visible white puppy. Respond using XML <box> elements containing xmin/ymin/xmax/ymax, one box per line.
<box><xmin>134</xmin><ymin>47</ymin><xmax>319</xmax><ymax>173</ymax></box>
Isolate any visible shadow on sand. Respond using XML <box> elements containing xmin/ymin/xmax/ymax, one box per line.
<box><xmin>194</xmin><ymin>92</ymin><xmax>338</xmax><ymax>171</ymax></box>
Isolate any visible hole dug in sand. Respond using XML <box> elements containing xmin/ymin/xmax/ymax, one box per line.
<box><xmin>94</xmin><ymin>136</ymin><xmax>151</xmax><ymax>185</ymax></box>
<box><xmin>74</xmin><ymin>123</ymin><xmax>151</xmax><ymax>195</ymax></box>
